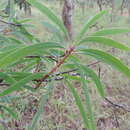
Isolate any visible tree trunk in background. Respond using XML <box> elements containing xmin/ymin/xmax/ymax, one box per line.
<box><xmin>111</xmin><ymin>0</ymin><xmax>115</xmax><ymax>22</ymax></box>
<box><xmin>80</xmin><ymin>0</ymin><xmax>85</xmax><ymax>15</ymax></box>
<box><xmin>128</xmin><ymin>8</ymin><xmax>130</xmax><ymax>15</ymax></box>
<box><xmin>111</xmin><ymin>0</ymin><xmax>115</xmax><ymax>11</ymax></box>
<box><xmin>120</xmin><ymin>0</ymin><xmax>125</xmax><ymax>15</ymax></box>
<box><xmin>97</xmin><ymin>0</ymin><xmax>102</xmax><ymax>11</ymax></box>
<box><xmin>62</xmin><ymin>0</ymin><xmax>74</xmax><ymax>40</ymax></box>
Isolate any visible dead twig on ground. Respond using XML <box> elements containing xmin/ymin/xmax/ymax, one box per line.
<box><xmin>105</xmin><ymin>97</ymin><xmax>130</xmax><ymax>113</ymax></box>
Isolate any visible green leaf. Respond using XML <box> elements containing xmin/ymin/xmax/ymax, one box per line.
<box><xmin>92</xmin><ymin>28</ymin><xmax>130</xmax><ymax>36</ymax></box>
<box><xmin>78</xmin><ymin>67</ymin><xmax>96</xmax><ymax>130</ymax></box>
<box><xmin>0</xmin><ymin>72</ymin><xmax>16</xmax><ymax>84</ymax></box>
<box><xmin>0</xmin><ymin>73</ymin><xmax>43</xmax><ymax>97</ymax></box>
<box><xmin>81</xmin><ymin>49</ymin><xmax>130</xmax><ymax>78</ymax></box>
<box><xmin>0</xmin><ymin>95</ymin><xmax>20</xmax><ymax>103</ymax></box>
<box><xmin>0</xmin><ymin>105</ymin><xmax>17</xmax><ymax>119</ymax></box>
<box><xmin>42</xmin><ymin>21</ymin><xmax>64</xmax><ymax>42</ymax></box>
<box><xmin>27</xmin><ymin>0</ymin><xmax>68</xmax><ymax>38</ymax></box>
<box><xmin>78</xmin><ymin>36</ymin><xmax>130</xmax><ymax>51</ymax></box>
<box><xmin>76</xmin><ymin>10</ymin><xmax>108</xmax><ymax>41</ymax></box>
<box><xmin>28</xmin><ymin>83</ymin><xmax>53</xmax><ymax>130</ymax></box>
<box><xmin>66</xmin><ymin>79</ymin><xmax>90</xmax><ymax>129</ymax></box>
<box><xmin>8</xmin><ymin>72</ymin><xmax>45</xmax><ymax>81</ymax></box>
<box><xmin>0</xmin><ymin>45</ymin><xmax>23</xmax><ymax>59</ymax></box>
<box><xmin>79</xmin><ymin>65</ymin><xmax>105</xmax><ymax>97</ymax></box>
<box><xmin>9</xmin><ymin>37</ymin><xmax>25</xmax><ymax>44</ymax></box>
<box><xmin>0</xmin><ymin>42</ymin><xmax>63</xmax><ymax>68</ymax></box>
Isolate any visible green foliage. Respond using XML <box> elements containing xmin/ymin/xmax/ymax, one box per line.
<box><xmin>81</xmin><ymin>49</ymin><xmax>130</xmax><ymax>79</ymax></box>
<box><xmin>66</xmin><ymin>79</ymin><xmax>90</xmax><ymax>129</ymax></box>
<box><xmin>76</xmin><ymin>10</ymin><xmax>108</xmax><ymax>41</ymax></box>
<box><xmin>79</xmin><ymin>65</ymin><xmax>105</xmax><ymax>97</ymax></box>
<box><xmin>92</xmin><ymin>28</ymin><xmax>130</xmax><ymax>36</ymax></box>
<box><xmin>27</xmin><ymin>0</ymin><xmax>68</xmax><ymax>39</ymax></box>
<box><xmin>0</xmin><ymin>42</ymin><xmax>63</xmax><ymax>68</ymax></box>
<box><xmin>0</xmin><ymin>104</ymin><xmax>17</xmax><ymax>119</ymax></box>
<box><xmin>78</xmin><ymin>36</ymin><xmax>130</xmax><ymax>51</ymax></box>
<box><xmin>28</xmin><ymin>83</ymin><xmax>53</xmax><ymax>130</ymax></box>
<box><xmin>0</xmin><ymin>1</ymin><xmax>130</xmax><ymax>130</ymax></box>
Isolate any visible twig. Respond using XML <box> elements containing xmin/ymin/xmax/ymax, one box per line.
<box><xmin>0</xmin><ymin>19</ymin><xmax>22</xmax><ymax>27</ymax></box>
<box><xmin>105</xmin><ymin>97</ymin><xmax>130</xmax><ymax>113</ymax></box>
<box><xmin>0</xmin><ymin>83</ymin><xmax>10</xmax><ymax>86</ymax></box>
<box><xmin>0</xmin><ymin>14</ymin><xmax>8</xmax><ymax>18</ymax></box>
<box><xmin>53</xmin><ymin>61</ymin><xmax>100</xmax><ymax>77</ymax></box>
<box><xmin>26</xmin><ymin>55</ymin><xmax>58</xmax><ymax>62</ymax></box>
<box><xmin>0</xmin><ymin>60</ymin><xmax>101</xmax><ymax>86</ymax></box>
<box><xmin>35</xmin><ymin>46</ymin><xmax>75</xmax><ymax>88</ymax></box>
<box><xmin>26</xmin><ymin>54</ymin><xmax>65</xmax><ymax>62</ymax></box>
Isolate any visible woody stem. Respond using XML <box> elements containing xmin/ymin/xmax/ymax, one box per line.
<box><xmin>36</xmin><ymin>45</ymin><xmax>75</xmax><ymax>88</ymax></box>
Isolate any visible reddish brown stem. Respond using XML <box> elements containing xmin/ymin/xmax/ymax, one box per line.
<box><xmin>35</xmin><ymin>46</ymin><xmax>75</xmax><ymax>88</ymax></box>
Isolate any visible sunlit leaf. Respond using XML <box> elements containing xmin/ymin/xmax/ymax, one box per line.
<box><xmin>78</xmin><ymin>68</ymin><xmax>96</xmax><ymax>130</ymax></box>
<box><xmin>0</xmin><ymin>73</ymin><xmax>43</xmax><ymax>97</ymax></box>
<box><xmin>65</xmin><ymin>79</ymin><xmax>90</xmax><ymax>129</ymax></box>
<box><xmin>0</xmin><ymin>72</ymin><xmax>16</xmax><ymax>84</ymax></box>
<box><xmin>78</xmin><ymin>36</ymin><xmax>130</xmax><ymax>51</ymax></box>
<box><xmin>81</xmin><ymin>49</ymin><xmax>130</xmax><ymax>78</ymax></box>
<box><xmin>92</xmin><ymin>28</ymin><xmax>130</xmax><ymax>36</ymax></box>
<box><xmin>79</xmin><ymin>65</ymin><xmax>105</xmax><ymax>97</ymax></box>
<box><xmin>76</xmin><ymin>10</ymin><xmax>108</xmax><ymax>41</ymax></box>
<box><xmin>0</xmin><ymin>42</ymin><xmax>63</xmax><ymax>68</ymax></box>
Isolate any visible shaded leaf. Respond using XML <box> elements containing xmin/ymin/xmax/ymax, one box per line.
<box><xmin>28</xmin><ymin>83</ymin><xmax>53</xmax><ymax>130</ymax></box>
<box><xmin>27</xmin><ymin>0</ymin><xmax>68</xmax><ymax>38</ymax></box>
<box><xmin>0</xmin><ymin>105</ymin><xmax>17</xmax><ymax>119</ymax></box>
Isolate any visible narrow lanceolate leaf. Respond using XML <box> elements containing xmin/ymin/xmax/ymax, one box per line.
<box><xmin>0</xmin><ymin>105</ymin><xmax>17</xmax><ymax>119</ymax></box>
<box><xmin>81</xmin><ymin>49</ymin><xmax>130</xmax><ymax>78</ymax></box>
<box><xmin>28</xmin><ymin>84</ymin><xmax>53</xmax><ymax>130</ymax></box>
<box><xmin>66</xmin><ymin>79</ymin><xmax>90</xmax><ymax>129</ymax></box>
<box><xmin>0</xmin><ymin>45</ymin><xmax>23</xmax><ymax>59</ymax></box>
<box><xmin>78</xmin><ymin>36</ymin><xmax>130</xmax><ymax>51</ymax></box>
<box><xmin>79</xmin><ymin>69</ymin><xmax>96</xmax><ymax>130</ymax></box>
<box><xmin>0</xmin><ymin>73</ymin><xmax>43</xmax><ymax>97</ymax></box>
<box><xmin>0</xmin><ymin>72</ymin><xmax>16</xmax><ymax>84</ymax></box>
<box><xmin>42</xmin><ymin>22</ymin><xmax>64</xmax><ymax>42</ymax></box>
<box><xmin>0</xmin><ymin>42</ymin><xmax>62</xmax><ymax>68</ymax></box>
<box><xmin>76</xmin><ymin>10</ymin><xmax>108</xmax><ymax>41</ymax></box>
<box><xmin>27</xmin><ymin>0</ymin><xmax>68</xmax><ymax>38</ymax></box>
<box><xmin>92</xmin><ymin>28</ymin><xmax>130</xmax><ymax>36</ymax></box>
<box><xmin>79</xmin><ymin>65</ymin><xmax>105</xmax><ymax>97</ymax></box>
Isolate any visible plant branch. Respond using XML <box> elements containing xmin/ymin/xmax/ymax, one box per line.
<box><xmin>35</xmin><ymin>46</ymin><xmax>75</xmax><ymax>88</ymax></box>
<box><xmin>0</xmin><ymin>19</ymin><xmax>22</xmax><ymax>27</ymax></box>
<box><xmin>0</xmin><ymin>83</ymin><xmax>10</xmax><ymax>86</ymax></box>
<box><xmin>105</xmin><ymin>97</ymin><xmax>130</xmax><ymax>113</ymax></box>
<box><xmin>0</xmin><ymin>61</ymin><xmax>100</xmax><ymax>86</ymax></box>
